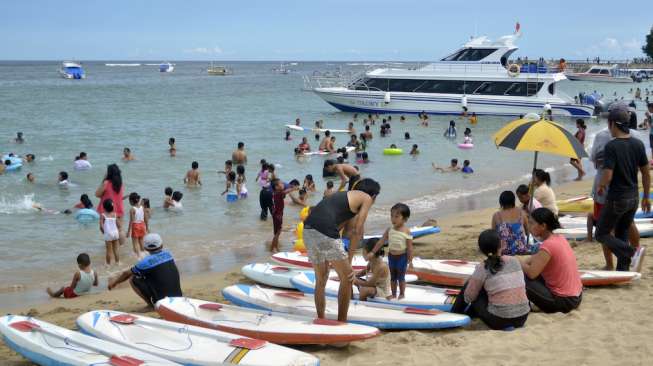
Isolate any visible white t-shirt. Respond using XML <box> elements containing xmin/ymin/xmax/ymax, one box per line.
<box><xmin>534</xmin><ymin>184</ymin><xmax>558</xmax><ymax>216</ymax></box>
<box><xmin>74</xmin><ymin>159</ymin><xmax>92</xmax><ymax>171</ymax></box>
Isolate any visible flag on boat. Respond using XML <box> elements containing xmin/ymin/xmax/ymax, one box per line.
<box><xmin>515</xmin><ymin>22</ymin><xmax>521</xmax><ymax>35</ymax></box>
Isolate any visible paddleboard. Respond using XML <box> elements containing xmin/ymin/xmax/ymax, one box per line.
<box><xmin>77</xmin><ymin>310</ymin><xmax>319</xmax><ymax>366</ymax></box>
<box><xmin>222</xmin><ymin>284</ymin><xmax>470</xmax><ymax>330</ymax></box>
<box><xmin>301</xmin><ymin>146</ymin><xmax>355</xmax><ymax>156</ymax></box>
<box><xmin>0</xmin><ymin>315</ymin><xmax>176</xmax><ymax>366</ymax></box>
<box><xmin>410</xmin><ymin>258</ymin><xmax>642</xmax><ymax>287</ymax></box>
<box><xmin>364</xmin><ymin>225</ymin><xmax>441</xmax><ymax>240</ymax></box>
<box><xmin>290</xmin><ymin>272</ymin><xmax>457</xmax><ymax>310</ymax></box>
<box><xmin>285</xmin><ymin>124</ymin><xmax>350</xmax><ymax>133</ymax></box>
<box><xmin>242</xmin><ymin>263</ymin><xmax>417</xmax><ymax>289</ymax></box>
<box><xmin>556</xmin><ymin>216</ymin><xmax>653</xmax><ymax>240</ymax></box>
<box><xmin>272</xmin><ymin>251</ymin><xmax>368</xmax><ymax>270</ymax></box>
<box><xmin>156</xmin><ymin>297</ymin><xmax>380</xmax><ymax>345</ymax></box>
<box><xmin>557</xmin><ymin>196</ymin><xmax>593</xmax><ymax>214</ymax></box>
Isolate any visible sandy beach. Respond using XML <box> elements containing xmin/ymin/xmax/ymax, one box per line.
<box><xmin>1</xmin><ymin>178</ymin><xmax>651</xmax><ymax>366</ymax></box>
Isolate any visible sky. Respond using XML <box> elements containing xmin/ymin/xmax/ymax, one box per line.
<box><xmin>0</xmin><ymin>0</ymin><xmax>650</xmax><ymax>61</ymax></box>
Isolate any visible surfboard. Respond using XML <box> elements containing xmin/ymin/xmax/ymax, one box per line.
<box><xmin>271</xmin><ymin>251</ymin><xmax>369</xmax><ymax>270</ymax></box>
<box><xmin>285</xmin><ymin>125</ymin><xmax>350</xmax><ymax>133</ymax></box>
<box><xmin>222</xmin><ymin>284</ymin><xmax>470</xmax><ymax>330</ymax></box>
<box><xmin>556</xmin><ymin>216</ymin><xmax>653</xmax><ymax>240</ymax></box>
<box><xmin>242</xmin><ymin>262</ymin><xmax>417</xmax><ymax>289</ymax></box>
<box><xmin>155</xmin><ymin>297</ymin><xmax>380</xmax><ymax>345</ymax></box>
<box><xmin>76</xmin><ymin>310</ymin><xmax>319</xmax><ymax>366</ymax></box>
<box><xmin>363</xmin><ymin>225</ymin><xmax>441</xmax><ymax>240</ymax></box>
<box><xmin>0</xmin><ymin>315</ymin><xmax>176</xmax><ymax>366</ymax></box>
<box><xmin>557</xmin><ymin>196</ymin><xmax>593</xmax><ymax>214</ymax></box>
<box><xmin>289</xmin><ymin>272</ymin><xmax>456</xmax><ymax>310</ymax></box>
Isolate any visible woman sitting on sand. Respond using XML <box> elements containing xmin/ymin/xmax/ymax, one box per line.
<box><xmin>520</xmin><ymin>208</ymin><xmax>582</xmax><ymax>313</ymax></box>
<box><xmin>491</xmin><ymin>191</ymin><xmax>537</xmax><ymax>255</ymax></box>
<box><xmin>452</xmin><ymin>230</ymin><xmax>529</xmax><ymax>330</ymax></box>
<box><xmin>533</xmin><ymin>169</ymin><xmax>558</xmax><ymax>216</ymax></box>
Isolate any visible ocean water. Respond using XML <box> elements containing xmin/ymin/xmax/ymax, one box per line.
<box><xmin>1</xmin><ymin>61</ymin><xmax>651</xmax><ymax>309</ymax></box>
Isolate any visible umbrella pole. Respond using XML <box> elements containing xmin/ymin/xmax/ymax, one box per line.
<box><xmin>528</xmin><ymin>151</ymin><xmax>539</xmax><ymax>210</ymax></box>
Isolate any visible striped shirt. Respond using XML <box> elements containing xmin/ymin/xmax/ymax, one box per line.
<box><xmin>464</xmin><ymin>256</ymin><xmax>530</xmax><ymax>319</ymax></box>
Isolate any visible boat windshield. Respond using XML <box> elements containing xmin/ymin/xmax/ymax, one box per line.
<box><xmin>441</xmin><ymin>48</ymin><xmax>497</xmax><ymax>62</ymax></box>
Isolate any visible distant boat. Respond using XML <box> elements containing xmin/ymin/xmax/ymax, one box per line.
<box><xmin>273</xmin><ymin>63</ymin><xmax>291</xmax><ymax>74</ymax></box>
<box><xmin>566</xmin><ymin>65</ymin><xmax>634</xmax><ymax>83</ymax></box>
<box><xmin>159</xmin><ymin>62</ymin><xmax>174</xmax><ymax>73</ymax></box>
<box><xmin>59</xmin><ymin>61</ymin><xmax>85</xmax><ymax>79</ymax></box>
<box><xmin>207</xmin><ymin>62</ymin><xmax>231</xmax><ymax>75</ymax></box>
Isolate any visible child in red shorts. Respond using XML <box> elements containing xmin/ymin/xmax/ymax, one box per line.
<box><xmin>47</xmin><ymin>253</ymin><xmax>97</xmax><ymax>299</ymax></box>
<box><xmin>127</xmin><ymin>192</ymin><xmax>148</xmax><ymax>258</ymax></box>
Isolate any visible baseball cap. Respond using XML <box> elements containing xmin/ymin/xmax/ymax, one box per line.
<box><xmin>607</xmin><ymin>102</ymin><xmax>630</xmax><ymax>125</ymax></box>
<box><xmin>143</xmin><ymin>233</ymin><xmax>163</xmax><ymax>250</ymax></box>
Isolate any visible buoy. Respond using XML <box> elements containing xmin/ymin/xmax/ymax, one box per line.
<box><xmin>507</xmin><ymin>64</ymin><xmax>520</xmax><ymax>77</ymax></box>
<box><xmin>384</xmin><ymin>92</ymin><xmax>391</xmax><ymax>104</ymax></box>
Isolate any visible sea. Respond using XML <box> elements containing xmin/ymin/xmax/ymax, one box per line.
<box><xmin>1</xmin><ymin>60</ymin><xmax>652</xmax><ymax>309</ymax></box>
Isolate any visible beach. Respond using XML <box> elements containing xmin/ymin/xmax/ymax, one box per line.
<box><xmin>2</xmin><ymin>178</ymin><xmax>650</xmax><ymax>366</ymax></box>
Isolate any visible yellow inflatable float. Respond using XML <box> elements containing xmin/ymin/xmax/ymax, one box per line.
<box><xmin>557</xmin><ymin>196</ymin><xmax>593</xmax><ymax>214</ymax></box>
<box><xmin>293</xmin><ymin>206</ymin><xmax>310</xmax><ymax>252</ymax></box>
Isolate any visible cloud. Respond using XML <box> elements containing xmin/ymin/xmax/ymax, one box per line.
<box><xmin>578</xmin><ymin>37</ymin><xmax>644</xmax><ymax>58</ymax></box>
<box><xmin>183</xmin><ymin>46</ymin><xmax>223</xmax><ymax>55</ymax></box>
<box><xmin>600</xmin><ymin>37</ymin><xmax>619</xmax><ymax>50</ymax></box>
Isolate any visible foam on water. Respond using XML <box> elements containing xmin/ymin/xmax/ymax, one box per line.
<box><xmin>0</xmin><ymin>194</ymin><xmax>37</xmax><ymax>214</ymax></box>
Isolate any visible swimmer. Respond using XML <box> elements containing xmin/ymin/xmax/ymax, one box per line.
<box><xmin>170</xmin><ymin>191</ymin><xmax>183</xmax><ymax>210</ymax></box>
<box><xmin>168</xmin><ymin>137</ymin><xmax>176</xmax><ymax>157</ymax></box>
<box><xmin>73</xmin><ymin>152</ymin><xmax>92</xmax><ymax>171</ymax></box>
<box><xmin>141</xmin><ymin>198</ymin><xmax>151</xmax><ymax>222</ymax></box>
<box><xmin>323</xmin><ymin>160</ymin><xmax>360</xmax><ymax>191</ymax></box>
<box><xmin>463</xmin><ymin>128</ymin><xmax>473</xmax><ymax>144</ymax></box>
<box><xmin>184</xmin><ymin>161</ymin><xmax>202</xmax><ymax>187</ymax></box>
<box><xmin>404</xmin><ymin>132</ymin><xmax>410</xmax><ymax>140</ymax></box>
<box><xmin>432</xmin><ymin>159</ymin><xmax>460</xmax><ymax>172</ymax></box>
<box><xmin>163</xmin><ymin>187</ymin><xmax>174</xmax><ymax>209</ymax></box>
<box><xmin>303</xmin><ymin>174</ymin><xmax>316</xmax><ymax>192</ymax></box>
<box><xmin>363</xmin><ymin>125</ymin><xmax>373</xmax><ymax>140</ymax></box>
<box><xmin>297</xmin><ymin>137</ymin><xmax>311</xmax><ymax>153</ymax></box>
<box><xmin>290</xmin><ymin>188</ymin><xmax>308</xmax><ymax>206</ymax></box>
<box><xmin>23</xmin><ymin>154</ymin><xmax>35</xmax><ymax>163</ymax></box>
<box><xmin>294</xmin><ymin>117</ymin><xmax>301</xmax><ymax>126</ymax></box>
<box><xmin>26</xmin><ymin>172</ymin><xmax>35</xmax><ymax>183</ymax></box>
<box><xmin>400</xmin><ymin>115</ymin><xmax>406</xmax><ymax>123</ymax></box>
<box><xmin>15</xmin><ymin>132</ymin><xmax>24</xmax><ymax>144</ymax></box>
<box><xmin>462</xmin><ymin>159</ymin><xmax>474</xmax><ymax>174</ymax></box>
<box><xmin>314</xmin><ymin>133</ymin><xmax>320</xmax><ymax>142</ymax></box>
<box><xmin>323</xmin><ymin>180</ymin><xmax>335</xmax><ymax>198</ymax></box>
<box><xmin>356</xmin><ymin>151</ymin><xmax>370</xmax><ymax>164</ymax></box>
<box><xmin>389</xmin><ymin>144</ymin><xmax>397</xmax><ymax>149</ymax></box>
<box><xmin>444</xmin><ymin>120</ymin><xmax>457</xmax><ymax>139</ymax></box>
<box><xmin>470</xmin><ymin>112</ymin><xmax>478</xmax><ymax>125</ymax></box>
<box><xmin>58</xmin><ymin>171</ymin><xmax>70</xmax><ymax>187</ymax></box>
<box><xmin>232</xmin><ymin>142</ymin><xmax>247</xmax><ymax>164</ymax></box>
<box><xmin>285</xmin><ymin>130</ymin><xmax>292</xmax><ymax>141</ymax></box>
<box><xmin>348</xmin><ymin>122</ymin><xmax>356</xmax><ymax>135</ymax></box>
<box><xmin>318</xmin><ymin>131</ymin><xmax>335</xmax><ymax>153</ymax></box>
<box><xmin>409</xmin><ymin>144</ymin><xmax>419</xmax><ymax>155</ymax></box>
<box><xmin>122</xmin><ymin>147</ymin><xmax>134</xmax><ymax>161</ymax></box>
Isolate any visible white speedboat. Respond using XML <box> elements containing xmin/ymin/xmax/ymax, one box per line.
<box><xmin>59</xmin><ymin>61</ymin><xmax>85</xmax><ymax>79</ymax></box>
<box><xmin>159</xmin><ymin>62</ymin><xmax>174</xmax><ymax>73</ymax></box>
<box><xmin>566</xmin><ymin>64</ymin><xmax>634</xmax><ymax>83</ymax></box>
<box><xmin>304</xmin><ymin>32</ymin><xmax>594</xmax><ymax>118</ymax></box>
<box><xmin>273</xmin><ymin>63</ymin><xmax>291</xmax><ymax>74</ymax></box>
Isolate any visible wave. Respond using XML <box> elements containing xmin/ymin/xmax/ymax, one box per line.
<box><xmin>39</xmin><ymin>155</ymin><xmax>54</xmax><ymax>161</ymax></box>
<box><xmin>0</xmin><ymin>194</ymin><xmax>36</xmax><ymax>214</ymax></box>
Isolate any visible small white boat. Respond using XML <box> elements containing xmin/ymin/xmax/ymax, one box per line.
<box><xmin>156</xmin><ymin>297</ymin><xmax>381</xmax><ymax>345</ymax></box>
<box><xmin>207</xmin><ymin>62</ymin><xmax>231</xmax><ymax>75</ymax></box>
<box><xmin>566</xmin><ymin>64</ymin><xmax>634</xmax><ymax>83</ymax></box>
<box><xmin>159</xmin><ymin>62</ymin><xmax>174</xmax><ymax>73</ymax></box>
<box><xmin>59</xmin><ymin>61</ymin><xmax>85</xmax><ymax>79</ymax></box>
<box><xmin>77</xmin><ymin>310</ymin><xmax>320</xmax><ymax>366</ymax></box>
<box><xmin>222</xmin><ymin>284</ymin><xmax>471</xmax><ymax>330</ymax></box>
<box><xmin>289</xmin><ymin>271</ymin><xmax>457</xmax><ymax>310</ymax></box>
<box><xmin>273</xmin><ymin>63</ymin><xmax>291</xmax><ymax>74</ymax></box>
<box><xmin>0</xmin><ymin>315</ymin><xmax>177</xmax><ymax>365</ymax></box>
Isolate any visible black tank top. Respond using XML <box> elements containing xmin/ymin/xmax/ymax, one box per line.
<box><xmin>304</xmin><ymin>191</ymin><xmax>356</xmax><ymax>238</ymax></box>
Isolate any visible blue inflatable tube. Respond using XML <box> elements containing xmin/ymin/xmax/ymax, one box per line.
<box><xmin>2</xmin><ymin>155</ymin><xmax>22</xmax><ymax>172</ymax></box>
<box><xmin>75</xmin><ymin>208</ymin><xmax>100</xmax><ymax>223</ymax></box>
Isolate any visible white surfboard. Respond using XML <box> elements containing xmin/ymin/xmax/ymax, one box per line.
<box><xmin>155</xmin><ymin>297</ymin><xmax>380</xmax><ymax>345</ymax></box>
<box><xmin>242</xmin><ymin>263</ymin><xmax>417</xmax><ymax>289</ymax></box>
<box><xmin>556</xmin><ymin>216</ymin><xmax>653</xmax><ymax>240</ymax></box>
<box><xmin>364</xmin><ymin>225</ymin><xmax>441</xmax><ymax>240</ymax></box>
<box><xmin>271</xmin><ymin>251</ymin><xmax>369</xmax><ymax>270</ymax></box>
<box><xmin>285</xmin><ymin>124</ymin><xmax>350</xmax><ymax>133</ymax></box>
<box><xmin>77</xmin><ymin>310</ymin><xmax>319</xmax><ymax>366</ymax></box>
<box><xmin>222</xmin><ymin>284</ymin><xmax>470</xmax><ymax>330</ymax></box>
<box><xmin>289</xmin><ymin>272</ymin><xmax>457</xmax><ymax>310</ymax></box>
<box><xmin>0</xmin><ymin>315</ymin><xmax>177</xmax><ymax>366</ymax></box>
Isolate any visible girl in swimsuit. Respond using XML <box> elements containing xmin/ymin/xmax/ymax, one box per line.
<box><xmin>354</xmin><ymin>238</ymin><xmax>392</xmax><ymax>301</ymax></box>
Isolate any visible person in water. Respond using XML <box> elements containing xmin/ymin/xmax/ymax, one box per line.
<box><xmin>303</xmin><ymin>174</ymin><xmax>316</xmax><ymax>193</ymax></box>
<box><xmin>73</xmin><ymin>152</ymin><xmax>92</xmax><ymax>171</ymax></box>
<box><xmin>168</xmin><ymin>137</ymin><xmax>176</xmax><ymax>157</ymax></box>
<box><xmin>297</xmin><ymin>137</ymin><xmax>311</xmax><ymax>153</ymax></box>
<box><xmin>463</xmin><ymin>128</ymin><xmax>473</xmax><ymax>144</ymax></box>
<box><xmin>222</xmin><ymin>171</ymin><xmax>239</xmax><ymax>202</ymax></box>
<box><xmin>170</xmin><ymin>191</ymin><xmax>183</xmax><ymax>210</ymax></box>
<box><xmin>469</xmin><ymin>112</ymin><xmax>478</xmax><ymax>125</ymax></box>
<box><xmin>318</xmin><ymin>130</ymin><xmax>335</xmax><ymax>153</ymax></box>
<box><xmin>269</xmin><ymin>178</ymin><xmax>300</xmax><ymax>252</ymax></box>
<box><xmin>47</xmin><ymin>253</ymin><xmax>98</xmax><ymax>299</ymax></box>
<box><xmin>26</xmin><ymin>172</ymin><xmax>35</xmax><ymax>183</ymax></box>
<box><xmin>15</xmin><ymin>132</ymin><xmax>24</xmax><ymax>143</ymax></box>
<box><xmin>236</xmin><ymin>165</ymin><xmax>248</xmax><ymax>198</ymax></box>
<box><xmin>462</xmin><ymin>160</ymin><xmax>474</xmax><ymax>174</ymax></box>
<box><xmin>100</xmin><ymin>199</ymin><xmax>121</xmax><ymax>265</ymax></box>
<box><xmin>122</xmin><ymin>147</ymin><xmax>135</xmax><ymax>161</ymax></box>
<box><xmin>303</xmin><ymin>178</ymin><xmax>380</xmax><ymax>321</ymax></box>
<box><xmin>444</xmin><ymin>120</ymin><xmax>457</xmax><ymax>138</ymax></box>
<box><xmin>284</xmin><ymin>130</ymin><xmax>292</xmax><ymax>141</ymax></box>
<box><xmin>354</xmin><ymin>238</ymin><xmax>392</xmax><ymax>301</ymax></box>
<box><xmin>184</xmin><ymin>161</ymin><xmax>202</xmax><ymax>187</ymax></box>
<box><xmin>232</xmin><ymin>142</ymin><xmax>247</xmax><ymax>164</ymax></box>
<box><xmin>127</xmin><ymin>192</ymin><xmax>148</xmax><ymax>257</ymax></box>
<box><xmin>432</xmin><ymin>159</ymin><xmax>460</xmax><ymax>172</ymax></box>
<box><xmin>451</xmin><ymin>230</ymin><xmax>529</xmax><ymax>330</ymax></box>
<box><xmin>356</xmin><ymin>152</ymin><xmax>370</xmax><ymax>164</ymax></box>
<box><xmin>58</xmin><ymin>171</ymin><xmax>70</xmax><ymax>187</ymax></box>
<box><xmin>163</xmin><ymin>187</ymin><xmax>174</xmax><ymax>209</ymax></box>
<box><xmin>409</xmin><ymin>144</ymin><xmax>419</xmax><ymax>155</ymax></box>
<box><xmin>218</xmin><ymin>160</ymin><xmax>233</xmax><ymax>176</ymax></box>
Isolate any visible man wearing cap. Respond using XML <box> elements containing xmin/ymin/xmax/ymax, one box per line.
<box><xmin>108</xmin><ymin>233</ymin><xmax>182</xmax><ymax>307</ymax></box>
<box><xmin>596</xmin><ymin>103</ymin><xmax>650</xmax><ymax>272</ymax></box>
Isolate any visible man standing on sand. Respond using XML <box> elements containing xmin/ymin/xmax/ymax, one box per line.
<box><xmin>232</xmin><ymin>142</ymin><xmax>247</xmax><ymax>164</ymax></box>
<box><xmin>324</xmin><ymin>160</ymin><xmax>360</xmax><ymax>191</ymax></box>
<box><xmin>596</xmin><ymin>103</ymin><xmax>649</xmax><ymax>272</ymax></box>
<box><xmin>303</xmin><ymin>178</ymin><xmax>380</xmax><ymax>321</ymax></box>
<box><xmin>108</xmin><ymin>233</ymin><xmax>182</xmax><ymax>307</ymax></box>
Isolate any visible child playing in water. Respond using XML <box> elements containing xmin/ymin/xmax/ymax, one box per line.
<box><xmin>46</xmin><ymin>253</ymin><xmax>98</xmax><ymax>299</ymax></box>
<box><xmin>184</xmin><ymin>161</ymin><xmax>202</xmax><ymax>187</ymax></box>
<box><xmin>168</xmin><ymin>137</ymin><xmax>176</xmax><ymax>156</ymax></box>
<box><xmin>74</xmin><ymin>194</ymin><xmax>93</xmax><ymax>210</ymax></box>
<box><xmin>409</xmin><ymin>144</ymin><xmax>419</xmax><ymax>155</ymax></box>
<box><xmin>469</xmin><ymin>112</ymin><xmax>478</xmax><ymax>125</ymax></box>
<box><xmin>323</xmin><ymin>180</ymin><xmax>335</xmax><ymax>198</ymax></box>
<box><xmin>236</xmin><ymin>165</ymin><xmax>248</xmax><ymax>198</ymax></box>
<box><xmin>100</xmin><ymin>199</ymin><xmax>121</xmax><ymax>265</ymax></box>
<box><xmin>303</xmin><ymin>174</ymin><xmax>316</xmax><ymax>192</ymax></box>
<box><xmin>354</xmin><ymin>238</ymin><xmax>392</xmax><ymax>301</ymax></box>
<box><xmin>142</xmin><ymin>198</ymin><xmax>151</xmax><ymax>221</ymax></box>
<box><xmin>356</xmin><ymin>152</ymin><xmax>370</xmax><ymax>164</ymax></box>
<box><xmin>270</xmin><ymin>178</ymin><xmax>299</xmax><ymax>252</ymax></box>
<box><xmin>26</xmin><ymin>172</ymin><xmax>35</xmax><ymax>183</ymax></box>
<box><xmin>122</xmin><ymin>147</ymin><xmax>135</xmax><ymax>161</ymax></box>
<box><xmin>58</xmin><ymin>171</ymin><xmax>69</xmax><ymax>187</ymax></box>
<box><xmin>222</xmin><ymin>171</ymin><xmax>239</xmax><ymax>202</ymax></box>
<box><xmin>464</xmin><ymin>128</ymin><xmax>473</xmax><ymax>144</ymax></box>
<box><xmin>218</xmin><ymin>160</ymin><xmax>233</xmax><ymax>176</ymax></box>
<box><xmin>444</xmin><ymin>120</ymin><xmax>456</xmax><ymax>138</ymax></box>
<box><xmin>290</xmin><ymin>188</ymin><xmax>308</xmax><ymax>206</ymax></box>
<box><xmin>371</xmin><ymin>203</ymin><xmax>413</xmax><ymax>299</ymax></box>
<box><xmin>126</xmin><ymin>192</ymin><xmax>148</xmax><ymax>257</ymax></box>
<box><xmin>433</xmin><ymin>159</ymin><xmax>460</xmax><ymax>172</ymax></box>
<box><xmin>285</xmin><ymin>130</ymin><xmax>292</xmax><ymax>141</ymax></box>
<box><xmin>462</xmin><ymin>160</ymin><xmax>474</xmax><ymax>174</ymax></box>
<box><xmin>163</xmin><ymin>187</ymin><xmax>174</xmax><ymax>209</ymax></box>
<box><xmin>171</xmin><ymin>191</ymin><xmax>183</xmax><ymax>210</ymax></box>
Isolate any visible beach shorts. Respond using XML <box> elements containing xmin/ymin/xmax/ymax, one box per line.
<box><xmin>303</xmin><ymin>228</ymin><xmax>348</xmax><ymax>264</ymax></box>
<box><xmin>272</xmin><ymin>214</ymin><xmax>283</xmax><ymax>235</ymax></box>
<box><xmin>348</xmin><ymin>175</ymin><xmax>361</xmax><ymax>191</ymax></box>
<box><xmin>593</xmin><ymin>202</ymin><xmax>604</xmax><ymax>222</ymax></box>
<box><xmin>131</xmin><ymin>222</ymin><xmax>146</xmax><ymax>239</ymax></box>
<box><xmin>63</xmin><ymin>286</ymin><xmax>78</xmax><ymax>299</ymax></box>
<box><xmin>388</xmin><ymin>253</ymin><xmax>408</xmax><ymax>282</ymax></box>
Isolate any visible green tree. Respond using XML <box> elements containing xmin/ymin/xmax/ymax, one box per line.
<box><xmin>643</xmin><ymin>26</ymin><xmax>653</xmax><ymax>59</ymax></box>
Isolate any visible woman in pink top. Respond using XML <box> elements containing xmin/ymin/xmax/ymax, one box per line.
<box><xmin>520</xmin><ymin>208</ymin><xmax>583</xmax><ymax>313</ymax></box>
<box><xmin>96</xmin><ymin>164</ymin><xmax>125</xmax><ymax>239</ymax></box>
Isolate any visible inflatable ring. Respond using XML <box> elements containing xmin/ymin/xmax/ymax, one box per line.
<box><xmin>457</xmin><ymin>143</ymin><xmax>474</xmax><ymax>149</ymax></box>
<box><xmin>383</xmin><ymin>148</ymin><xmax>403</xmax><ymax>155</ymax></box>
<box><xmin>507</xmin><ymin>64</ymin><xmax>520</xmax><ymax>77</ymax></box>
<box><xmin>2</xmin><ymin>155</ymin><xmax>23</xmax><ymax>172</ymax></box>
<box><xmin>75</xmin><ymin>208</ymin><xmax>100</xmax><ymax>223</ymax></box>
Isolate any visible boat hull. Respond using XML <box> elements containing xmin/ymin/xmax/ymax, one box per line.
<box><xmin>566</xmin><ymin>74</ymin><xmax>632</xmax><ymax>83</ymax></box>
<box><xmin>313</xmin><ymin>88</ymin><xmax>594</xmax><ymax>117</ymax></box>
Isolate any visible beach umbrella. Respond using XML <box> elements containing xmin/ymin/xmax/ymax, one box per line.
<box><xmin>493</xmin><ymin>117</ymin><xmax>588</xmax><ymax>208</ymax></box>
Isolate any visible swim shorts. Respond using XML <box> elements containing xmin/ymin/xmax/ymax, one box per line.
<box><xmin>63</xmin><ymin>286</ymin><xmax>78</xmax><ymax>299</ymax></box>
<box><xmin>388</xmin><ymin>253</ymin><xmax>408</xmax><ymax>282</ymax></box>
<box><xmin>593</xmin><ymin>202</ymin><xmax>604</xmax><ymax>222</ymax></box>
<box><xmin>131</xmin><ymin>222</ymin><xmax>146</xmax><ymax>239</ymax></box>
<box><xmin>304</xmin><ymin>228</ymin><xmax>348</xmax><ymax>264</ymax></box>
